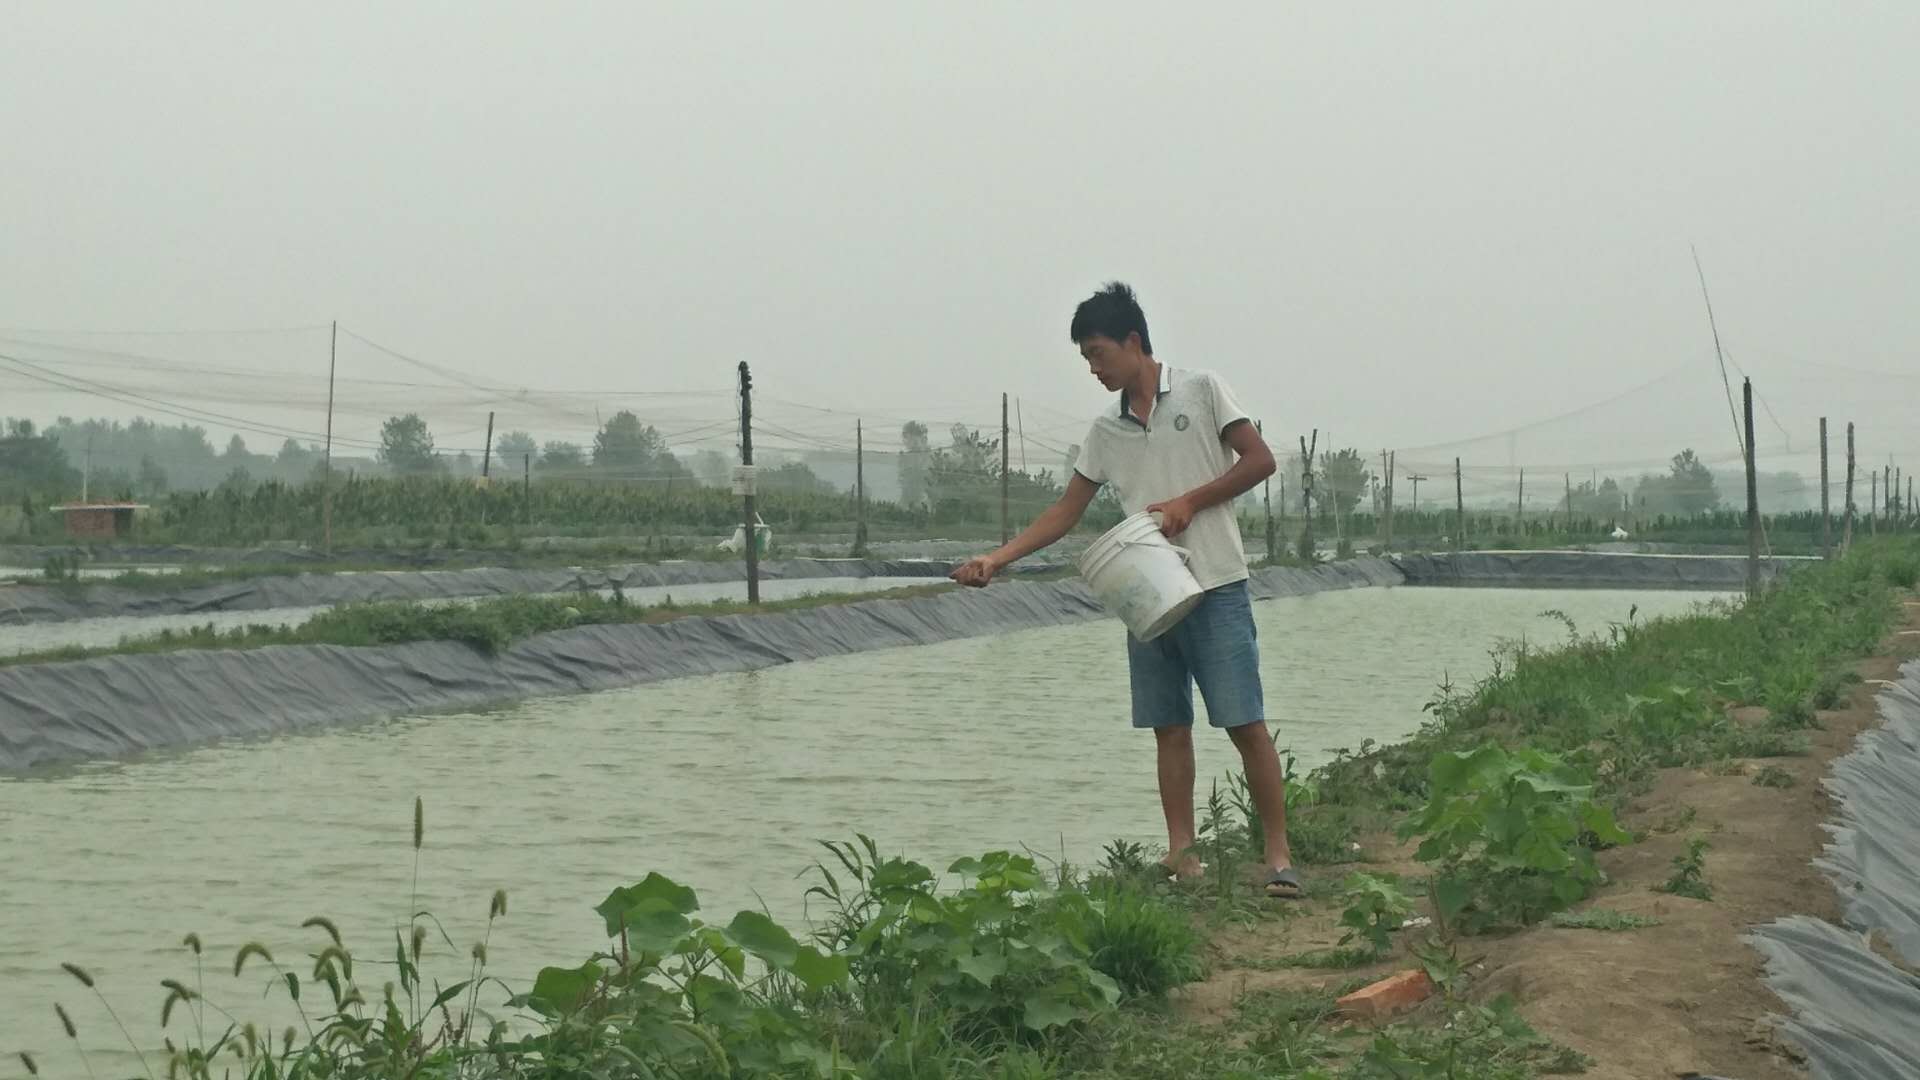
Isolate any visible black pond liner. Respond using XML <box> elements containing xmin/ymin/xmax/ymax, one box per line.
<box><xmin>1750</xmin><ymin>660</ymin><xmax>1920</xmax><ymax>1078</ymax></box>
<box><xmin>0</xmin><ymin>557</ymin><xmax>982</xmax><ymax>625</ymax></box>
<box><xmin>0</xmin><ymin>559</ymin><xmax>1403</xmax><ymax>771</ymax></box>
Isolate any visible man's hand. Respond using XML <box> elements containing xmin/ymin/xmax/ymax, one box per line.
<box><xmin>950</xmin><ymin>554</ymin><xmax>1000</xmax><ymax>588</ymax></box>
<box><xmin>1145</xmin><ymin>496</ymin><xmax>1197</xmax><ymax>538</ymax></box>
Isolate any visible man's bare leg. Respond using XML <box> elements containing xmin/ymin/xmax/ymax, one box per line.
<box><xmin>1227</xmin><ymin>721</ymin><xmax>1294</xmax><ymax>874</ymax></box>
<box><xmin>1154</xmin><ymin>726</ymin><xmax>1200</xmax><ymax>877</ymax></box>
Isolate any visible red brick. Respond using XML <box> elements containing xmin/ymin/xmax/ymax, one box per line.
<box><xmin>1335</xmin><ymin>969</ymin><xmax>1436</xmax><ymax>1021</ymax></box>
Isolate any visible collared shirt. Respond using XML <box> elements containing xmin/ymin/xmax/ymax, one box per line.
<box><xmin>1073</xmin><ymin>364</ymin><xmax>1254</xmax><ymax>590</ymax></box>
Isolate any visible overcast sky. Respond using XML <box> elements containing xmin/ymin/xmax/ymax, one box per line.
<box><xmin>3</xmin><ymin>3</ymin><xmax>1915</xmax><ymax>488</ymax></box>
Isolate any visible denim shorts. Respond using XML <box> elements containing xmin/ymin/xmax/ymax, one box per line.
<box><xmin>1125</xmin><ymin>579</ymin><xmax>1265</xmax><ymax>729</ymax></box>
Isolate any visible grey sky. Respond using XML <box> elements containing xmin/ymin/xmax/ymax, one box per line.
<box><xmin>3</xmin><ymin>3</ymin><xmax>1916</xmax><ymax>492</ymax></box>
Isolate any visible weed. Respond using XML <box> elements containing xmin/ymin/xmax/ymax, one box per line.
<box><xmin>1649</xmin><ymin>805</ymin><xmax>1699</xmax><ymax>835</ymax></box>
<box><xmin>1400</xmin><ymin>743</ymin><xmax>1630</xmax><ymax>933</ymax></box>
<box><xmin>1338</xmin><ymin>873</ymin><xmax>1413</xmax><ymax>956</ymax></box>
<box><xmin>1752</xmin><ymin>765</ymin><xmax>1796</xmax><ymax>789</ymax></box>
<box><xmin>1549</xmin><ymin>908</ymin><xmax>1662</xmax><ymax>931</ymax></box>
<box><xmin>1352</xmin><ymin>996</ymin><xmax>1593</xmax><ymax>1077</ymax></box>
<box><xmin>1657</xmin><ymin>837</ymin><xmax>1715</xmax><ymax>900</ymax></box>
<box><xmin>1885</xmin><ymin>554</ymin><xmax>1920</xmax><ymax>589</ymax></box>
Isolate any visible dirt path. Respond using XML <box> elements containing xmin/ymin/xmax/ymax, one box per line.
<box><xmin>1175</xmin><ymin>598</ymin><xmax>1920</xmax><ymax>1078</ymax></box>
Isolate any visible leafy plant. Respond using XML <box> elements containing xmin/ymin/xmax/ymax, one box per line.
<box><xmin>1752</xmin><ymin>765</ymin><xmax>1796</xmax><ymax>789</ymax></box>
<box><xmin>1352</xmin><ymin>996</ymin><xmax>1592</xmax><ymax>1077</ymax></box>
<box><xmin>1399</xmin><ymin>743</ymin><xmax>1631</xmax><ymax>933</ymax></box>
<box><xmin>1657</xmin><ymin>837</ymin><xmax>1714</xmax><ymax>900</ymax></box>
<box><xmin>1338</xmin><ymin>874</ymin><xmax>1414</xmax><ymax>956</ymax></box>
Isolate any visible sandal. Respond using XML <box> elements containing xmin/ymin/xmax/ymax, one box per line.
<box><xmin>1264</xmin><ymin>866</ymin><xmax>1304</xmax><ymax>899</ymax></box>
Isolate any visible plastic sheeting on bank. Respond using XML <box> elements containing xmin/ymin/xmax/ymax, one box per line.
<box><xmin>0</xmin><ymin>559</ymin><xmax>1403</xmax><ymax>771</ymax></box>
<box><xmin>1392</xmin><ymin>550</ymin><xmax>1805</xmax><ymax>590</ymax></box>
<box><xmin>0</xmin><ymin>558</ymin><xmax>974</xmax><ymax>625</ymax></box>
<box><xmin>1749</xmin><ymin>661</ymin><xmax>1920</xmax><ymax>1079</ymax></box>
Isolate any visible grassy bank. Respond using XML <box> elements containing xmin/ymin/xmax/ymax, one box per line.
<box><xmin>0</xmin><ymin>584</ymin><xmax>962</xmax><ymax>668</ymax></box>
<box><xmin>20</xmin><ymin>542</ymin><xmax>1915</xmax><ymax>1078</ymax></box>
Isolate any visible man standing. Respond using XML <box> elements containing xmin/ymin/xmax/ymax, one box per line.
<box><xmin>951</xmin><ymin>282</ymin><xmax>1299</xmax><ymax>898</ymax></box>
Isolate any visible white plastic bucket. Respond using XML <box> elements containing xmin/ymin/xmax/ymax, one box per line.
<box><xmin>1077</xmin><ymin>511</ymin><xmax>1206</xmax><ymax>641</ymax></box>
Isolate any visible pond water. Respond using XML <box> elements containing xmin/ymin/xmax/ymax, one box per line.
<box><xmin>0</xmin><ymin>586</ymin><xmax>1720</xmax><ymax>1065</ymax></box>
<box><xmin>0</xmin><ymin>575</ymin><xmax>948</xmax><ymax>657</ymax></box>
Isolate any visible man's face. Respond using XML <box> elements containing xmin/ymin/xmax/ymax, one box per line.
<box><xmin>1079</xmin><ymin>333</ymin><xmax>1141</xmax><ymax>392</ymax></box>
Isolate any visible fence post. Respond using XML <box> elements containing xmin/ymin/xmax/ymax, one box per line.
<box><xmin>739</xmin><ymin>362</ymin><xmax>759</xmax><ymax>605</ymax></box>
<box><xmin>1259</xmin><ymin>421</ymin><xmax>1275</xmax><ymax>560</ymax></box>
<box><xmin>1454</xmin><ymin>457</ymin><xmax>1464</xmax><ymax>552</ymax></box>
<box><xmin>1743</xmin><ymin>379</ymin><xmax>1760</xmax><ymax>599</ymax></box>
<box><xmin>1298</xmin><ymin>432</ymin><xmax>1318</xmax><ymax>560</ymax></box>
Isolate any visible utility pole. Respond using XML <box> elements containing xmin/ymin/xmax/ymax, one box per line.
<box><xmin>739</xmin><ymin>362</ymin><xmax>759</xmax><ymax>605</ymax></box>
<box><xmin>1454</xmin><ymin>457</ymin><xmax>1464</xmax><ymax>552</ymax></box>
<box><xmin>1000</xmin><ymin>393</ymin><xmax>1011</xmax><ymax>546</ymax></box>
<box><xmin>82</xmin><ymin>432</ymin><xmax>93</xmax><ymax>502</ymax></box>
<box><xmin>1407</xmin><ymin>473</ymin><xmax>1428</xmax><ymax>519</ymax></box>
<box><xmin>1819</xmin><ymin>418</ymin><xmax>1831</xmax><ymax>559</ymax></box>
<box><xmin>481</xmin><ymin>411</ymin><xmax>495</xmax><ymax>478</ymax></box>
<box><xmin>1743</xmin><ymin>379</ymin><xmax>1760</xmax><ymax>600</ymax></box>
<box><xmin>1871</xmin><ymin>471</ymin><xmax>1879</xmax><ymax>535</ymax></box>
<box><xmin>323</xmin><ymin>320</ymin><xmax>337</xmax><ymax>554</ymax></box>
<box><xmin>1382</xmin><ymin>450</ymin><xmax>1396</xmax><ymax>551</ymax></box>
<box><xmin>854</xmin><ymin>419</ymin><xmax>868</xmax><ymax>556</ymax></box>
<box><xmin>1564</xmin><ymin>472</ymin><xmax>1573</xmax><ymax>534</ymax></box>
<box><xmin>1517</xmin><ymin>468</ymin><xmax>1525</xmax><ymax>523</ymax></box>
<box><xmin>523</xmin><ymin>454</ymin><xmax>531</xmax><ymax>525</ymax></box>
<box><xmin>1843</xmin><ymin>422</ymin><xmax>1856</xmax><ymax>553</ymax></box>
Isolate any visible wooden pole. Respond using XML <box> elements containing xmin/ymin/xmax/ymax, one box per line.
<box><xmin>1454</xmin><ymin>457</ymin><xmax>1464</xmax><ymax>552</ymax></box>
<box><xmin>323</xmin><ymin>319</ymin><xmax>337</xmax><ymax>553</ymax></box>
<box><xmin>481</xmin><ymin>411</ymin><xmax>495</xmax><ymax>478</ymax></box>
<box><xmin>1743</xmin><ymin>378</ymin><xmax>1760</xmax><ymax>599</ymax></box>
<box><xmin>1871</xmin><ymin>471</ymin><xmax>1879</xmax><ymax>535</ymax></box>
<box><xmin>739</xmin><ymin>362</ymin><xmax>759</xmax><ymax>605</ymax></box>
<box><xmin>1819</xmin><ymin>418</ymin><xmax>1831</xmax><ymax>558</ymax></box>
<box><xmin>1383</xmin><ymin>450</ymin><xmax>1396</xmax><ymax>551</ymax></box>
<box><xmin>523</xmin><ymin>454</ymin><xmax>531</xmax><ymax>524</ymax></box>
<box><xmin>1517</xmin><ymin>467</ymin><xmax>1525</xmax><ymax>527</ymax></box>
<box><xmin>1843</xmin><ymin>422</ymin><xmax>1856</xmax><ymax>553</ymax></box>
<box><xmin>1564</xmin><ymin>472</ymin><xmax>1573</xmax><ymax>535</ymax></box>
<box><xmin>1000</xmin><ymin>393</ymin><xmax>1010</xmax><ymax>546</ymax></box>
<box><xmin>1016</xmin><ymin>398</ymin><xmax>1027</xmax><ymax>474</ymax></box>
<box><xmin>854</xmin><ymin>419</ymin><xmax>868</xmax><ymax>556</ymax></box>
<box><xmin>1298</xmin><ymin>431</ymin><xmax>1318</xmax><ymax>560</ymax></box>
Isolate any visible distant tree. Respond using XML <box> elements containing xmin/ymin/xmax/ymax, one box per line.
<box><xmin>1635</xmin><ymin>449</ymin><xmax>1722</xmax><ymax>517</ymax></box>
<box><xmin>1316</xmin><ymin>449</ymin><xmax>1373</xmax><ymax>517</ymax></box>
<box><xmin>495</xmin><ymin>430</ymin><xmax>539</xmax><ymax>467</ymax></box>
<box><xmin>137</xmin><ymin>454</ymin><xmax>169</xmax><ymax>497</ymax></box>
<box><xmin>222</xmin><ymin>434</ymin><xmax>250</xmax><ymax>461</ymax></box>
<box><xmin>0</xmin><ymin>419</ymin><xmax>80</xmax><ymax>498</ymax></box>
<box><xmin>378</xmin><ymin>413</ymin><xmax>439</xmax><ymax>474</ymax></box>
<box><xmin>899</xmin><ymin>421</ymin><xmax>931</xmax><ymax>507</ymax></box>
<box><xmin>762</xmin><ymin>460</ymin><xmax>835</xmax><ymax>495</ymax></box>
<box><xmin>451</xmin><ymin>451</ymin><xmax>477</xmax><ymax>477</ymax></box>
<box><xmin>691</xmin><ymin>449</ymin><xmax>732</xmax><ymax>488</ymax></box>
<box><xmin>539</xmin><ymin>440</ymin><xmax>587</xmax><ymax>474</ymax></box>
<box><xmin>593</xmin><ymin>410</ymin><xmax>686</xmax><ymax>481</ymax></box>
<box><xmin>276</xmin><ymin>438</ymin><xmax>314</xmax><ymax>466</ymax></box>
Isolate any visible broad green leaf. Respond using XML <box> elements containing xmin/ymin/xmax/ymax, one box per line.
<box><xmin>1022</xmin><ymin>993</ymin><xmax>1085</xmax><ymax>1031</ymax></box>
<box><xmin>529</xmin><ymin>961</ymin><xmax>603</xmax><ymax>1014</ymax></box>
<box><xmin>788</xmin><ymin>946</ymin><xmax>849</xmax><ymax>991</ymax></box>
<box><xmin>622</xmin><ymin>898</ymin><xmax>694</xmax><ymax>955</ymax></box>
<box><xmin>723</xmin><ymin>911</ymin><xmax>800</xmax><ymax>968</ymax></box>
<box><xmin>595</xmin><ymin>873</ymin><xmax>699</xmax><ymax>935</ymax></box>
<box><xmin>955</xmin><ymin>947</ymin><xmax>1007</xmax><ymax>986</ymax></box>
<box><xmin>691</xmin><ymin>927</ymin><xmax>746</xmax><ymax>978</ymax></box>
<box><xmin>1089</xmin><ymin>969</ymin><xmax>1123</xmax><ymax>1006</ymax></box>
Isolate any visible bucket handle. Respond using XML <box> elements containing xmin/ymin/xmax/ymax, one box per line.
<box><xmin>1119</xmin><ymin>538</ymin><xmax>1193</xmax><ymax>564</ymax></box>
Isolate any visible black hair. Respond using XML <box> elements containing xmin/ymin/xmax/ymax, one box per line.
<box><xmin>1069</xmin><ymin>281</ymin><xmax>1151</xmax><ymax>354</ymax></box>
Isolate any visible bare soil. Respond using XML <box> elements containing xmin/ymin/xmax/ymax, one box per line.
<box><xmin>1175</xmin><ymin>599</ymin><xmax>1920</xmax><ymax>1078</ymax></box>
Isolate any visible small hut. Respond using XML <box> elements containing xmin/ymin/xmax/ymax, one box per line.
<box><xmin>55</xmin><ymin>502</ymin><xmax>148</xmax><ymax>540</ymax></box>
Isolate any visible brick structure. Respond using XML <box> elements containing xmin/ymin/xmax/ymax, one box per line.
<box><xmin>56</xmin><ymin>503</ymin><xmax>147</xmax><ymax>540</ymax></box>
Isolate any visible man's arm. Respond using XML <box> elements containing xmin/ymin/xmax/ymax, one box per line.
<box><xmin>1145</xmin><ymin>420</ymin><xmax>1276</xmax><ymax>537</ymax></box>
<box><xmin>950</xmin><ymin>472</ymin><xmax>1101</xmax><ymax>587</ymax></box>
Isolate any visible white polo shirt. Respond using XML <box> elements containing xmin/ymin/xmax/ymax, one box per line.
<box><xmin>1074</xmin><ymin>364</ymin><xmax>1254</xmax><ymax>590</ymax></box>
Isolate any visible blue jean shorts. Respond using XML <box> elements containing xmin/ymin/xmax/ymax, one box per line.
<box><xmin>1126</xmin><ymin>580</ymin><xmax>1265</xmax><ymax>729</ymax></box>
